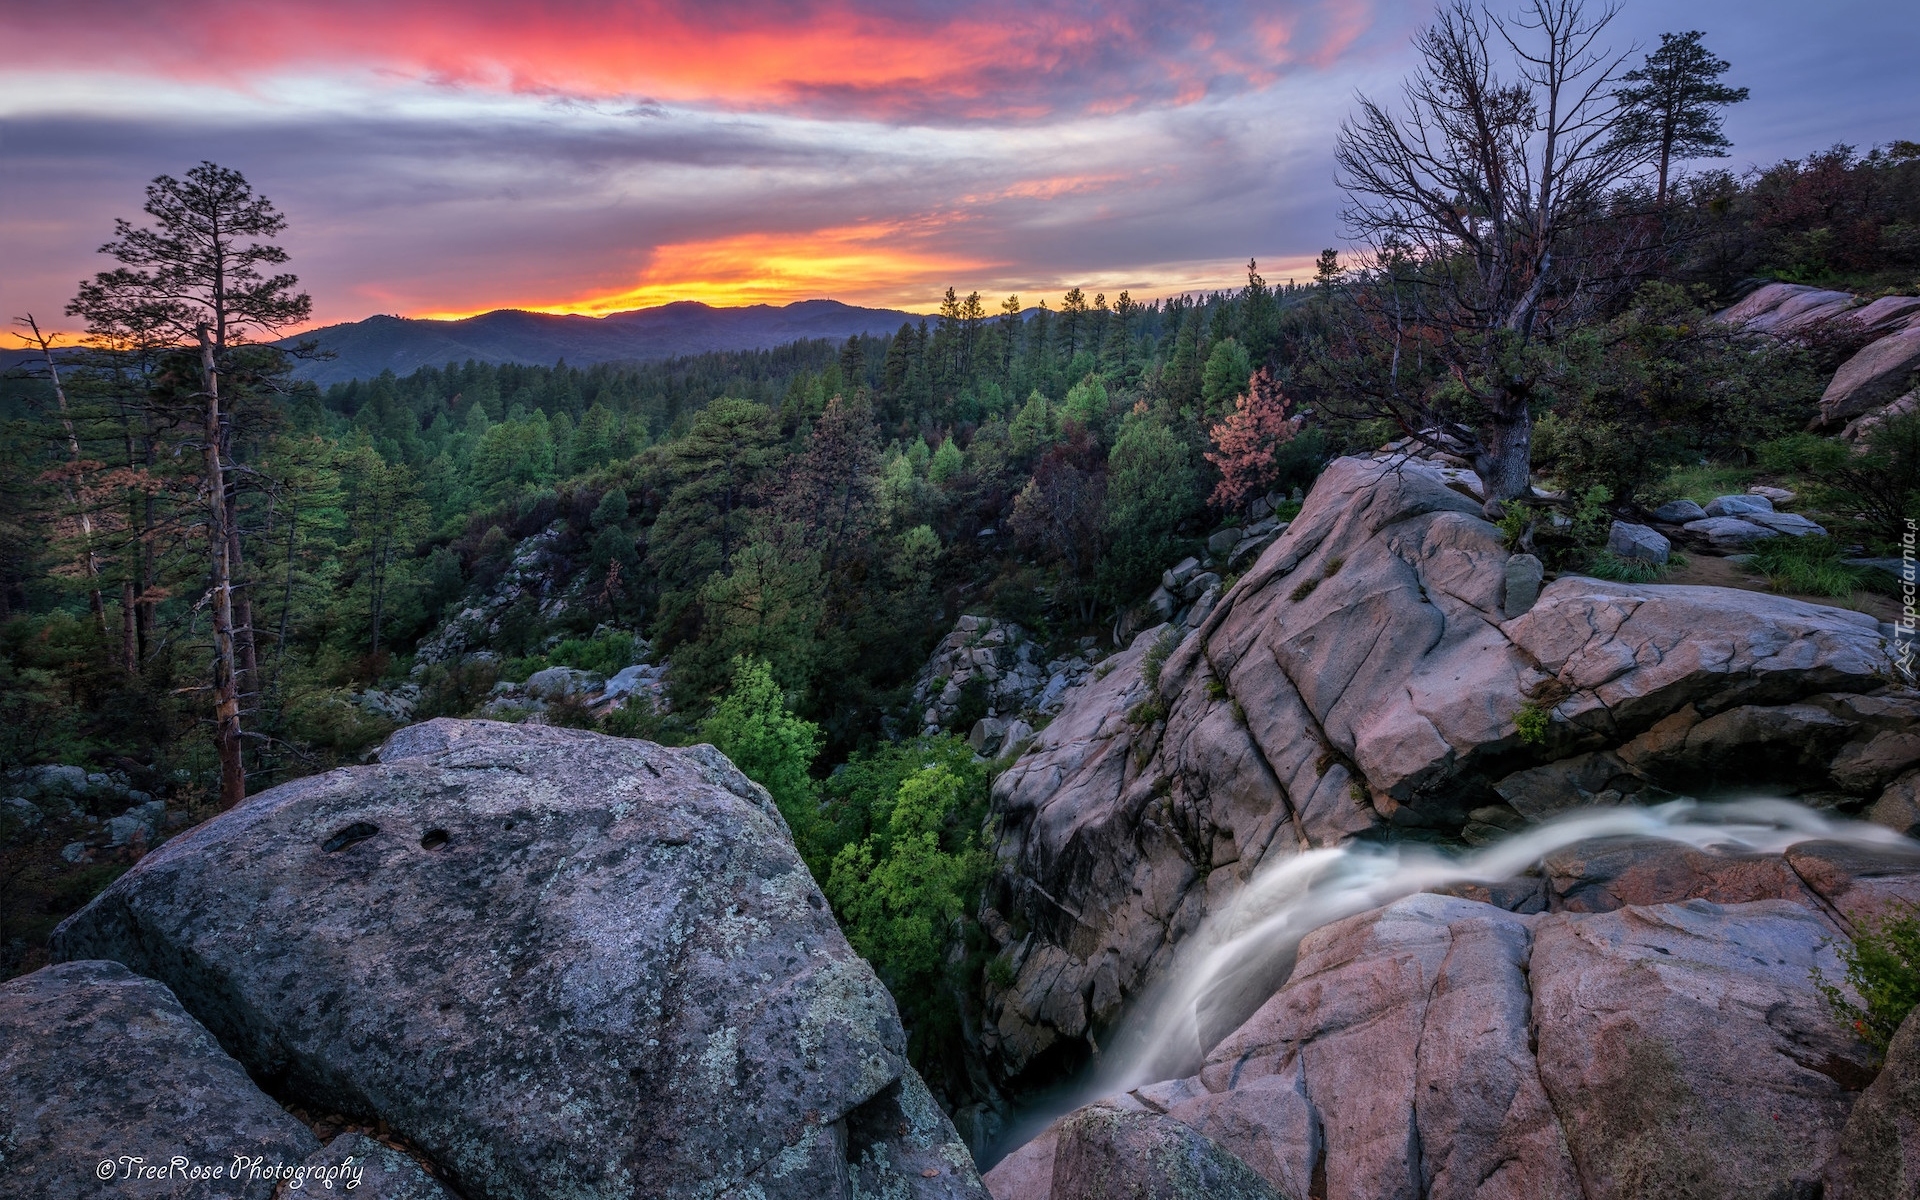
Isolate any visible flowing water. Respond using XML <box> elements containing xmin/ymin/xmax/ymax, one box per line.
<box><xmin>987</xmin><ymin>797</ymin><xmax>1913</xmax><ymax>1166</ymax></box>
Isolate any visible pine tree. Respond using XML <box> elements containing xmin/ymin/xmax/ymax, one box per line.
<box><xmin>1612</xmin><ymin>31</ymin><xmax>1748</xmax><ymax>205</ymax></box>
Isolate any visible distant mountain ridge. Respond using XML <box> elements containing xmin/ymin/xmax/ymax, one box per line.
<box><xmin>285</xmin><ymin>299</ymin><xmax>927</xmax><ymax>386</ymax></box>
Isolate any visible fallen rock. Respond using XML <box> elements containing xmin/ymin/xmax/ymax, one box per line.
<box><xmin>1651</xmin><ymin>499</ymin><xmax>1708</xmax><ymax>523</ymax></box>
<box><xmin>52</xmin><ymin>719</ymin><xmax>983</xmax><ymax>1200</ymax></box>
<box><xmin>523</xmin><ymin>664</ymin><xmax>602</xmax><ymax>700</ymax></box>
<box><xmin>1503</xmin><ymin>552</ymin><xmax>1544</xmax><ymax>618</ymax></box>
<box><xmin>1683</xmin><ymin>515</ymin><xmax>1779</xmax><ymax>547</ymax></box>
<box><xmin>0</xmin><ymin>959</ymin><xmax>320</xmax><ymax>1200</ymax></box>
<box><xmin>1050</xmin><ymin>1106</ymin><xmax>1283</xmax><ymax>1200</ymax></box>
<box><xmin>1703</xmin><ymin>493</ymin><xmax>1774</xmax><ymax>517</ymax></box>
<box><xmin>1822</xmin><ymin>325</ymin><xmax>1920</xmax><ymax>428</ymax></box>
<box><xmin>1607</xmin><ymin>520</ymin><xmax>1670</xmax><ymax>563</ymax></box>
<box><xmin>1748</xmin><ymin>510</ymin><xmax>1828</xmax><ymax>537</ymax></box>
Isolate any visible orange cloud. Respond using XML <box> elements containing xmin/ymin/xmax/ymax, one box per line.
<box><xmin>14</xmin><ymin>0</ymin><xmax>1394</xmax><ymax>122</ymax></box>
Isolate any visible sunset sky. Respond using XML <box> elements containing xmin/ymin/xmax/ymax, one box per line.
<box><xmin>4</xmin><ymin>0</ymin><xmax>1917</xmax><ymax>334</ymax></box>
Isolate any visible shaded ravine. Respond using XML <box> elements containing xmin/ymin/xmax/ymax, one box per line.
<box><xmin>985</xmin><ymin>796</ymin><xmax>1913</xmax><ymax>1168</ymax></box>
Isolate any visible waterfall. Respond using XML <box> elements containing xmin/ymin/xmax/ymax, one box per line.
<box><xmin>989</xmin><ymin>798</ymin><xmax>1913</xmax><ymax>1166</ymax></box>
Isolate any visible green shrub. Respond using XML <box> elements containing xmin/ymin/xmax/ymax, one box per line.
<box><xmin>1515</xmin><ymin>702</ymin><xmax>1551</xmax><ymax>747</ymax></box>
<box><xmin>1584</xmin><ymin>550</ymin><xmax>1668</xmax><ymax>584</ymax></box>
<box><xmin>1816</xmin><ymin>904</ymin><xmax>1920</xmax><ymax>1055</ymax></box>
<box><xmin>550</xmin><ymin>629</ymin><xmax>639</xmax><ymax>676</ymax></box>
<box><xmin>1290</xmin><ymin>577</ymin><xmax>1319</xmax><ymax>602</ymax></box>
<box><xmin>1141</xmin><ymin>626</ymin><xmax>1180</xmax><ymax>691</ymax></box>
<box><xmin>985</xmin><ymin>955</ymin><xmax>1018</xmax><ymax>990</ymax></box>
<box><xmin>1746</xmin><ymin>536</ymin><xmax>1867</xmax><ymax>597</ymax></box>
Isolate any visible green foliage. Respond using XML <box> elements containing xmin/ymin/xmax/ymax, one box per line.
<box><xmin>824</xmin><ymin>759</ymin><xmax>988</xmax><ymax>1048</ymax></box>
<box><xmin>1746</xmin><ymin>536</ymin><xmax>1870</xmax><ymax>597</ymax></box>
<box><xmin>550</xmin><ymin>630</ymin><xmax>639</xmax><ymax>676</ymax></box>
<box><xmin>698</xmin><ymin>656</ymin><xmax>822</xmax><ymax>854</ymax></box>
<box><xmin>1816</xmin><ymin>904</ymin><xmax>1920</xmax><ymax>1055</ymax></box>
<box><xmin>1515</xmin><ymin>702</ymin><xmax>1551</xmax><ymax>747</ymax></box>
<box><xmin>1200</xmin><ymin>338</ymin><xmax>1252</xmax><ymax>423</ymax></box>
<box><xmin>1141</xmin><ymin>625</ymin><xmax>1180</xmax><ymax>691</ymax></box>
<box><xmin>591</xmin><ymin>487</ymin><xmax>629</xmax><ymax>529</ymax></box>
<box><xmin>1584</xmin><ymin>550</ymin><xmax>1669</xmax><ymax>584</ymax></box>
<box><xmin>1102</xmin><ymin>404</ymin><xmax>1199</xmax><ymax>603</ymax></box>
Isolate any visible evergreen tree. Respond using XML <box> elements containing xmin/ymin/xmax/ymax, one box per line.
<box><xmin>1613</xmin><ymin>31</ymin><xmax>1748</xmax><ymax>205</ymax></box>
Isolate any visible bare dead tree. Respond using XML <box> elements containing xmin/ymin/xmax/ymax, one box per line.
<box><xmin>1331</xmin><ymin>0</ymin><xmax>1653</xmax><ymax>510</ymax></box>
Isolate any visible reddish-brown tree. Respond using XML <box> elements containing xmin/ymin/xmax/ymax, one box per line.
<box><xmin>1204</xmin><ymin>369</ymin><xmax>1303</xmax><ymax>510</ymax></box>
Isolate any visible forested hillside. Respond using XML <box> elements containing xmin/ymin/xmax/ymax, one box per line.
<box><xmin>4</xmin><ymin>131</ymin><xmax>1919</xmax><ymax>1103</ymax></box>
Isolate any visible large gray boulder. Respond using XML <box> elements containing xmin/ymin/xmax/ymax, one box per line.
<box><xmin>0</xmin><ymin>960</ymin><xmax>321</xmax><ymax>1199</ymax></box>
<box><xmin>51</xmin><ymin>719</ymin><xmax>986</xmax><ymax>1200</ymax></box>
<box><xmin>982</xmin><ymin>454</ymin><xmax>1896</xmax><ymax>1089</ymax></box>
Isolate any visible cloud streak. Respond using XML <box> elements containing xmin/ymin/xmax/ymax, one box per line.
<box><xmin>4</xmin><ymin>0</ymin><xmax>1915</xmax><ymax>343</ymax></box>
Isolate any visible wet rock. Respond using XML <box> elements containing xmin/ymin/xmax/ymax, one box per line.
<box><xmin>1541</xmin><ymin>837</ymin><xmax>1824</xmax><ymax>913</ymax></box>
<box><xmin>1870</xmin><ymin>769</ymin><xmax>1920</xmax><ymax>838</ymax></box>
<box><xmin>52</xmin><ymin>719</ymin><xmax>982</xmax><ymax>1200</ymax></box>
<box><xmin>1051</xmin><ymin>1106</ymin><xmax>1283</xmax><ymax>1200</ymax></box>
<box><xmin>0</xmin><ymin>959</ymin><xmax>319</xmax><ymax>1200</ymax></box>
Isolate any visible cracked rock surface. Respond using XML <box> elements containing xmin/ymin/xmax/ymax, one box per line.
<box><xmin>981</xmin><ymin>456</ymin><xmax>1906</xmax><ymax>1089</ymax></box>
<box><xmin>52</xmin><ymin>719</ymin><xmax>985</xmax><ymax>1200</ymax></box>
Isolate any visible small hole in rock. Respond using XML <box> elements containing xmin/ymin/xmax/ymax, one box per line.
<box><xmin>420</xmin><ymin>829</ymin><xmax>450</xmax><ymax>851</ymax></box>
<box><xmin>322</xmin><ymin>823</ymin><xmax>380</xmax><ymax>853</ymax></box>
<box><xmin>503</xmin><ymin>819</ymin><xmax>516</xmax><ymax>831</ymax></box>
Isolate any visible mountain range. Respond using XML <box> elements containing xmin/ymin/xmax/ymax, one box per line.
<box><xmin>283</xmin><ymin>299</ymin><xmax>927</xmax><ymax>386</ymax></box>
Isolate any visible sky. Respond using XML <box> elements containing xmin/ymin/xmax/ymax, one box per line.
<box><xmin>3</xmin><ymin>0</ymin><xmax>1917</xmax><ymax>336</ymax></box>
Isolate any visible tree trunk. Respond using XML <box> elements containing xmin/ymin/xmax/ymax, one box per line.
<box><xmin>199</xmin><ymin>326</ymin><xmax>246</xmax><ymax>810</ymax></box>
<box><xmin>1476</xmin><ymin>403</ymin><xmax>1535</xmax><ymax>511</ymax></box>
<box><xmin>120</xmin><ymin>580</ymin><xmax>138</xmax><ymax>674</ymax></box>
<box><xmin>25</xmin><ymin>317</ymin><xmax>107</xmax><ymax>631</ymax></box>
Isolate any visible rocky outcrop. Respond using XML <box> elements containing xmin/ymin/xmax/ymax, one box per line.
<box><xmin>0</xmin><ymin>959</ymin><xmax>322</xmax><ymax>1199</ymax></box>
<box><xmin>1821</xmin><ymin>324</ymin><xmax>1920</xmax><ymax>428</ymax></box>
<box><xmin>911</xmin><ymin>616</ymin><xmax>1107</xmax><ymax>734</ymax></box>
<box><xmin>1047</xmin><ymin>1106</ymin><xmax>1286</xmax><ymax>1200</ymax></box>
<box><xmin>991</xmin><ymin>886</ymin><xmax>1915</xmax><ymax>1200</ymax></box>
<box><xmin>1823</xmin><ymin>1006</ymin><xmax>1920</xmax><ymax>1198</ymax></box>
<box><xmin>1718</xmin><ymin>282</ymin><xmax>1861</xmax><ymax>334</ymax></box>
<box><xmin>980</xmin><ymin>455</ymin><xmax>1904</xmax><ymax>1087</ymax></box>
<box><xmin>1715</xmin><ymin>282</ymin><xmax>1920</xmax><ymax>433</ymax></box>
<box><xmin>51</xmin><ymin>719</ymin><xmax>986</xmax><ymax>1200</ymax></box>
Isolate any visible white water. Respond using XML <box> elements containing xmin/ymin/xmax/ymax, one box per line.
<box><xmin>1081</xmin><ymin>797</ymin><xmax>1911</xmax><ymax>1100</ymax></box>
